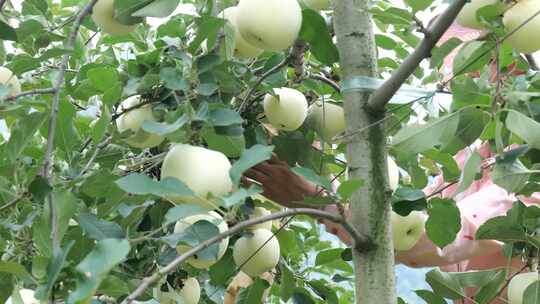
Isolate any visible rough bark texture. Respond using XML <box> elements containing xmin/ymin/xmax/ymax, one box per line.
<box><xmin>333</xmin><ymin>0</ymin><xmax>397</xmax><ymax>303</ymax></box>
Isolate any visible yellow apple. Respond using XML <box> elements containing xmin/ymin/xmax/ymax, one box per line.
<box><xmin>115</xmin><ymin>95</ymin><xmax>164</xmax><ymax>149</ymax></box>
<box><xmin>263</xmin><ymin>87</ymin><xmax>308</xmax><ymax>131</ymax></box>
<box><xmin>233</xmin><ymin>228</ymin><xmax>280</xmax><ymax>277</ymax></box>
<box><xmin>508</xmin><ymin>272</ymin><xmax>540</xmax><ymax>304</ymax></box>
<box><xmin>391</xmin><ymin>211</ymin><xmax>426</xmax><ymax>251</ymax></box>
<box><xmin>224</xmin><ymin>271</ymin><xmax>274</xmax><ymax>304</ymax></box>
<box><xmin>6</xmin><ymin>289</ymin><xmax>39</xmax><ymax>304</ymax></box>
<box><xmin>174</xmin><ymin>211</ymin><xmax>229</xmax><ymax>268</ymax></box>
<box><xmin>219</xmin><ymin>7</ymin><xmax>263</xmax><ymax>58</ymax></box>
<box><xmin>92</xmin><ymin>0</ymin><xmax>137</xmax><ymax>36</ymax></box>
<box><xmin>236</xmin><ymin>0</ymin><xmax>302</xmax><ymax>51</ymax></box>
<box><xmin>248</xmin><ymin>207</ymin><xmax>273</xmax><ymax>231</ymax></box>
<box><xmin>153</xmin><ymin>277</ymin><xmax>201</xmax><ymax>304</ymax></box>
<box><xmin>456</xmin><ymin>0</ymin><xmax>500</xmax><ymax>29</ymax></box>
<box><xmin>388</xmin><ymin>157</ymin><xmax>400</xmax><ymax>192</ymax></box>
<box><xmin>160</xmin><ymin>144</ymin><xmax>233</xmax><ymax>207</ymax></box>
<box><xmin>307</xmin><ymin>100</ymin><xmax>345</xmax><ymax>143</ymax></box>
<box><xmin>303</xmin><ymin>0</ymin><xmax>330</xmax><ymax>11</ymax></box>
<box><xmin>503</xmin><ymin>0</ymin><xmax>540</xmax><ymax>54</ymax></box>
<box><xmin>0</xmin><ymin>66</ymin><xmax>21</xmax><ymax>97</ymax></box>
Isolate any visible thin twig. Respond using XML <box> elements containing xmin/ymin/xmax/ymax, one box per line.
<box><xmin>493</xmin><ymin>264</ymin><xmax>529</xmax><ymax>301</ymax></box>
<box><xmin>2</xmin><ymin>88</ymin><xmax>57</xmax><ymax>102</ymax></box>
<box><xmin>121</xmin><ymin>208</ymin><xmax>373</xmax><ymax>303</ymax></box>
<box><xmin>308</xmin><ymin>73</ymin><xmax>341</xmax><ymax>92</ymax></box>
<box><xmin>0</xmin><ymin>194</ymin><xmax>27</xmax><ymax>212</ymax></box>
<box><xmin>78</xmin><ymin>136</ymin><xmax>112</xmax><ymax>178</ymax></box>
<box><xmin>41</xmin><ymin>0</ymin><xmax>98</xmax><ymax>257</ymax></box>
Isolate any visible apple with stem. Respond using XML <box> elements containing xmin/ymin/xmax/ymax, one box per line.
<box><xmin>218</xmin><ymin>7</ymin><xmax>263</xmax><ymax>58</ymax></box>
<box><xmin>236</xmin><ymin>0</ymin><xmax>302</xmax><ymax>51</ymax></box>
<box><xmin>154</xmin><ymin>277</ymin><xmax>201</xmax><ymax>304</ymax></box>
<box><xmin>263</xmin><ymin>87</ymin><xmax>308</xmax><ymax>132</ymax></box>
<box><xmin>116</xmin><ymin>95</ymin><xmax>164</xmax><ymax>149</ymax></box>
<box><xmin>503</xmin><ymin>0</ymin><xmax>540</xmax><ymax>54</ymax></box>
<box><xmin>92</xmin><ymin>0</ymin><xmax>137</xmax><ymax>36</ymax></box>
<box><xmin>391</xmin><ymin>211</ymin><xmax>426</xmax><ymax>251</ymax></box>
<box><xmin>0</xmin><ymin>66</ymin><xmax>21</xmax><ymax>97</ymax></box>
<box><xmin>233</xmin><ymin>228</ymin><xmax>281</xmax><ymax>277</ymax></box>
<box><xmin>174</xmin><ymin>211</ymin><xmax>229</xmax><ymax>268</ymax></box>
<box><xmin>248</xmin><ymin>207</ymin><xmax>273</xmax><ymax>231</ymax></box>
<box><xmin>160</xmin><ymin>144</ymin><xmax>233</xmax><ymax>208</ymax></box>
<box><xmin>508</xmin><ymin>272</ymin><xmax>540</xmax><ymax>304</ymax></box>
<box><xmin>307</xmin><ymin>100</ymin><xmax>345</xmax><ymax>143</ymax></box>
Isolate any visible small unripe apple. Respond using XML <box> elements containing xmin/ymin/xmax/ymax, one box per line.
<box><xmin>161</xmin><ymin>144</ymin><xmax>233</xmax><ymax>207</ymax></box>
<box><xmin>303</xmin><ymin>0</ymin><xmax>330</xmax><ymax>11</ymax></box>
<box><xmin>237</xmin><ymin>0</ymin><xmax>302</xmax><ymax>51</ymax></box>
<box><xmin>388</xmin><ymin>157</ymin><xmax>400</xmax><ymax>192</ymax></box>
<box><xmin>503</xmin><ymin>0</ymin><xmax>540</xmax><ymax>54</ymax></box>
<box><xmin>92</xmin><ymin>0</ymin><xmax>137</xmax><ymax>36</ymax></box>
<box><xmin>456</xmin><ymin>0</ymin><xmax>500</xmax><ymax>29</ymax></box>
<box><xmin>233</xmin><ymin>228</ymin><xmax>280</xmax><ymax>277</ymax></box>
<box><xmin>248</xmin><ymin>207</ymin><xmax>273</xmax><ymax>231</ymax></box>
<box><xmin>6</xmin><ymin>289</ymin><xmax>39</xmax><ymax>304</ymax></box>
<box><xmin>116</xmin><ymin>95</ymin><xmax>164</xmax><ymax>149</ymax></box>
<box><xmin>508</xmin><ymin>272</ymin><xmax>540</xmax><ymax>304</ymax></box>
<box><xmin>391</xmin><ymin>211</ymin><xmax>426</xmax><ymax>251</ymax></box>
<box><xmin>307</xmin><ymin>100</ymin><xmax>345</xmax><ymax>143</ymax></box>
<box><xmin>219</xmin><ymin>7</ymin><xmax>263</xmax><ymax>58</ymax></box>
<box><xmin>153</xmin><ymin>277</ymin><xmax>201</xmax><ymax>304</ymax></box>
<box><xmin>263</xmin><ymin>87</ymin><xmax>308</xmax><ymax>131</ymax></box>
<box><xmin>0</xmin><ymin>66</ymin><xmax>21</xmax><ymax>97</ymax></box>
<box><xmin>174</xmin><ymin>211</ymin><xmax>229</xmax><ymax>268</ymax></box>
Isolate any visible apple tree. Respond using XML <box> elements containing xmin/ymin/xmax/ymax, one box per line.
<box><xmin>1</xmin><ymin>0</ymin><xmax>540</xmax><ymax>303</ymax></box>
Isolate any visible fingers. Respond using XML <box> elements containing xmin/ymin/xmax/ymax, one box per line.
<box><xmin>244</xmin><ymin>168</ymin><xmax>269</xmax><ymax>184</ymax></box>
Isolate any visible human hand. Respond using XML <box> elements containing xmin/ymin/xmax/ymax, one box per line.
<box><xmin>242</xmin><ymin>154</ymin><xmax>320</xmax><ymax>208</ymax></box>
<box><xmin>319</xmin><ymin>204</ymin><xmax>353</xmax><ymax>245</ymax></box>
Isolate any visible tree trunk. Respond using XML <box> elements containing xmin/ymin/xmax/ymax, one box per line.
<box><xmin>333</xmin><ymin>1</ymin><xmax>397</xmax><ymax>303</ymax></box>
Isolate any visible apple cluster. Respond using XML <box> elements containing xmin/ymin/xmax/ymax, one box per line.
<box><xmin>456</xmin><ymin>0</ymin><xmax>540</xmax><ymax>54</ymax></box>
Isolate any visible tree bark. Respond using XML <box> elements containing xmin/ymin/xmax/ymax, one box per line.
<box><xmin>333</xmin><ymin>1</ymin><xmax>397</xmax><ymax>303</ymax></box>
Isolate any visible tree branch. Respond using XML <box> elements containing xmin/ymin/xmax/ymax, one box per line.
<box><xmin>308</xmin><ymin>73</ymin><xmax>341</xmax><ymax>92</ymax></box>
<box><xmin>2</xmin><ymin>88</ymin><xmax>57</xmax><ymax>102</ymax></box>
<box><xmin>41</xmin><ymin>0</ymin><xmax>98</xmax><ymax>256</ymax></box>
<box><xmin>368</xmin><ymin>0</ymin><xmax>467</xmax><ymax>111</ymax></box>
<box><xmin>122</xmin><ymin>208</ymin><xmax>373</xmax><ymax>303</ymax></box>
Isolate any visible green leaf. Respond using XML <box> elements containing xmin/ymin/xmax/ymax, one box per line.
<box><xmin>474</xmin><ymin>270</ymin><xmax>506</xmax><ymax>304</ymax></box>
<box><xmin>315</xmin><ymin>248</ymin><xmax>344</xmax><ymax>266</ymax></box>
<box><xmin>441</xmin><ymin>107</ymin><xmax>489</xmax><ymax>154</ymax></box>
<box><xmin>208</xmin><ymin>250</ymin><xmax>235</xmax><ymax>285</ymax></box>
<box><xmin>115</xmin><ymin>174</ymin><xmax>195</xmax><ymax>198</ymax></box>
<box><xmin>425</xmin><ymin>268</ymin><xmax>465</xmax><ymax>300</ymax></box>
<box><xmin>28</xmin><ymin>176</ymin><xmax>52</xmax><ymax>203</ymax></box>
<box><xmin>92</xmin><ymin>106</ymin><xmax>111</xmax><ymax>144</ymax></box>
<box><xmin>164</xmin><ymin>204</ymin><xmax>208</xmax><ymax>225</ymax></box>
<box><xmin>220</xmin><ymin>185</ymin><xmax>262</xmax><ymax>208</ymax></box>
<box><xmin>404</xmin><ymin>0</ymin><xmax>434</xmax><ymax>12</ymax></box>
<box><xmin>0</xmin><ymin>20</ymin><xmax>17</xmax><ymax>41</ymax></box>
<box><xmin>414</xmin><ymin>290</ymin><xmax>447</xmax><ymax>304</ymax></box>
<box><xmin>68</xmin><ymin>239</ymin><xmax>130</xmax><ymax>304</ymax></box>
<box><xmin>291</xmin><ymin>167</ymin><xmax>332</xmax><ymax>191</ymax></box>
<box><xmin>299</xmin><ymin>9</ymin><xmax>339</xmax><ymax>65</ymax></box>
<box><xmin>337</xmin><ymin>179</ymin><xmax>364</xmax><ymax>200</ymax></box>
<box><xmin>506</xmin><ymin>109</ymin><xmax>540</xmax><ymax>150</ymax></box>
<box><xmin>78</xmin><ymin>213</ymin><xmax>125</xmax><ymax>240</ymax></box>
<box><xmin>131</xmin><ymin>0</ymin><xmax>180</xmax><ymax>17</ymax></box>
<box><xmin>160</xmin><ymin>67</ymin><xmax>189</xmax><ymax>91</ymax></box>
<box><xmin>491</xmin><ymin>159</ymin><xmax>532</xmax><ymax>193</ymax></box>
<box><xmin>230</xmin><ymin>145</ymin><xmax>274</xmax><ymax>185</ymax></box>
<box><xmin>280</xmin><ymin>262</ymin><xmax>296</xmax><ymax>301</ymax></box>
<box><xmin>208</xmin><ymin>108</ymin><xmax>244</xmax><ymax>127</ymax></box>
<box><xmin>476</xmin><ymin>216</ymin><xmax>526</xmax><ymax>242</ymax></box>
<box><xmin>431</xmin><ymin>37</ymin><xmax>461</xmax><ymax>69</ymax></box>
<box><xmin>35</xmin><ymin>242</ymin><xmax>74</xmax><ymax>300</ymax></box>
<box><xmin>392</xmin><ymin>187</ymin><xmax>427</xmax><ymax>216</ymax></box>
<box><xmin>3</xmin><ymin>112</ymin><xmax>47</xmax><ymax>162</ymax></box>
<box><xmin>455</xmin><ymin>150</ymin><xmax>483</xmax><ymax>196</ymax></box>
<box><xmin>141</xmin><ymin>114</ymin><xmax>188</xmax><ymax>136</ymax></box>
<box><xmin>235</xmin><ymin>278</ymin><xmax>270</xmax><ymax>304</ymax></box>
<box><xmin>161</xmin><ymin>220</ymin><xmax>220</xmax><ymax>260</ymax></box>
<box><xmin>0</xmin><ymin>262</ymin><xmax>33</xmax><ymax>282</ymax></box>
<box><xmin>524</xmin><ymin>280</ymin><xmax>540</xmax><ymax>304</ymax></box>
<box><xmin>112</xmin><ymin>0</ymin><xmax>148</xmax><ymax>25</ymax></box>
<box><xmin>426</xmin><ymin>198</ymin><xmax>461</xmax><ymax>249</ymax></box>
<box><xmin>202</xmin><ymin>128</ymin><xmax>245</xmax><ymax>158</ymax></box>
<box><xmin>87</xmin><ymin>66</ymin><xmax>119</xmax><ymax>92</ymax></box>
<box><xmin>453</xmin><ymin>41</ymin><xmax>494</xmax><ymax>76</ymax></box>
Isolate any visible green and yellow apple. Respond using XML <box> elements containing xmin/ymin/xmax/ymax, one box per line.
<box><xmin>0</xmin><ymin>66</ymin><xmax>21</xmax><ymax>97</ymax></box>
<box><xmin>219</xmin><ymin>7</ymin><xmax>263</xmax><ymax>58</ymax></box>
<box><xmin>92</xmin><ymin>0</ymin><xmax>137</xmax><ymax>36</ymax></box>
<box><xmin>391</xmin><ymin>211</ymin><xmax>426</xmax><ymax>251</ymax></box>
<box><xmin>153</xmin><ymin>277</ymin><xmax>201</xmax><ymax>304</ymax></box>
<box><xmin>263</xmin><ymin>87</ymin><xmax>308</xmax><ymax>131</ymax></box>
<box><xmin>508</xmin><ymin>272</ymin><xmax>540</xmax><ymax>304</ymax></box>
<box><xmin>388</xmin><ymin>157</ymin><xmax>400</xmax><ymax>192</ymax></box>
<box><xmin>160</xmin><ymin>144</ymin><xmax>233</xmax><ymax>207</ymax></box>
<box><xmin>248</xmin><ymin>207</ymin><xmax>273</xmax><ymax>231</ymax></box>
<box><xmin>115</xmin><ymin>95</ymin><xmax>164</xmax><ymax>149</ymax></box>
<box><xmin>6</xmin><ymin>289</ymin><xmax>39</xmax><ymax>304</ymax></box>
<box><xmin>237</xmin><ymin>0</ymin><xmax>302</xmax><ymax>51</ymax></box>
<box><xmin>303</xmin><ymin>0</ymin><xmax>330</xmax><ymax>11</ymax></box>
<box><xmin>456</xmin><ymin>0</ymin><xmax>501</xmax><ymax>29</ymax></box>
<box><xmin>503</xmin><ymin>0</ymin><xmax>540</xmax><ymax>54</ymax></box>
<box><xmin>174</xmin><ymin>211</ymin><xmax>229</xmax><ymax>268</ymax></box>
<box><xmin>233</xmin><ymin>228</ymin><xmax>281</xmax><ymax>277</ymax></box>
<box><xmin>307</xmin><ymin>100</ymin><xmax>345</xmax><ymax>143</ymax></box>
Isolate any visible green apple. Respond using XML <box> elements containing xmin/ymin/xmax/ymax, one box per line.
<box><xmin>219</xmin><ymin>7</ymin><xmax>263</xmax><ymax>58</ymax></box>
<box><xmin>154</xmin><ymin>277</ymin><xmax>201</xmax><ymax>304</ymax></box>
<box><xmin>115</xmin><ymin>95</ymin><xmax>164</xmax><ymax>149</ymax></box>
<box><xmin>92</xmin><ymin>0</ymin><xmax>137</xmax><ymax>36</ymax></box>
<box><xmin>233</xmin><ymin>228</ymin><xmax>281</xmax><ymax>277</ymax></box>
<box><xmin>248</xmin><ymin>207</ymin><xmax>273</xmax><ymax>231</ymax></box>
<box><xmin>174</xmin><ymin>211</ymin><xmax>229</xmax><ymax>268</ymax></box>
<box><xmin>303</xmin><ymin>0</ymin><xmax>330</xmax><ymax>11</ymax></box>
<box><xmin>160</xmin><ymin>144</ymin><xmax>233</xmax><ymax>207</ymax></box>
<box><xmin>6</xmin><ymin>289</ymin><xmax>39</xmax><ymax>304</ymax></box>
<box><xmin>456</xmin><ymin>0</ymin><xmax>500</xmax><ymax>29</ymax></box>
<box><xmin>391</xmin><ymin>211</ymin><xmax>426</xmax><ymax>251</ymax></box>
<box><xmin>236</xmin><ymin>0</ymin><xmax>302</xmax><ymax>51</ymax></box>
<box><xmin>307</xmin><ymin>100</ymin><xmax>345</xmax><ymax>143</ymax></box>
<box><xmin>0</xmin><ymin>66</ymin><xmax>21</xmax><ymax>97</ymax></box>
<box><xmin>263</xmin><ymin>87</ymin><xmax>308</xmax><ymax>131</ymax></box>
<box><xmin>508</xmin><ymin>272</ymin><xmax>540</xmax><ymax>304</ymax></box>
<box><xmin>388</xmin><ymin>157</ymin><xmax>400</xmax><ymax>192</ymax></box>
<box><xmin>503</xmin><ymin>0</ymin><xmax>540</xmax><ymax>54</ymax></box>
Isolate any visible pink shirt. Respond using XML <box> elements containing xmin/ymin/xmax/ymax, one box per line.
<box><xmin>396</xmin><ymin>143</ymin><xmax>540</xmax><ymax>303</ymax></box>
